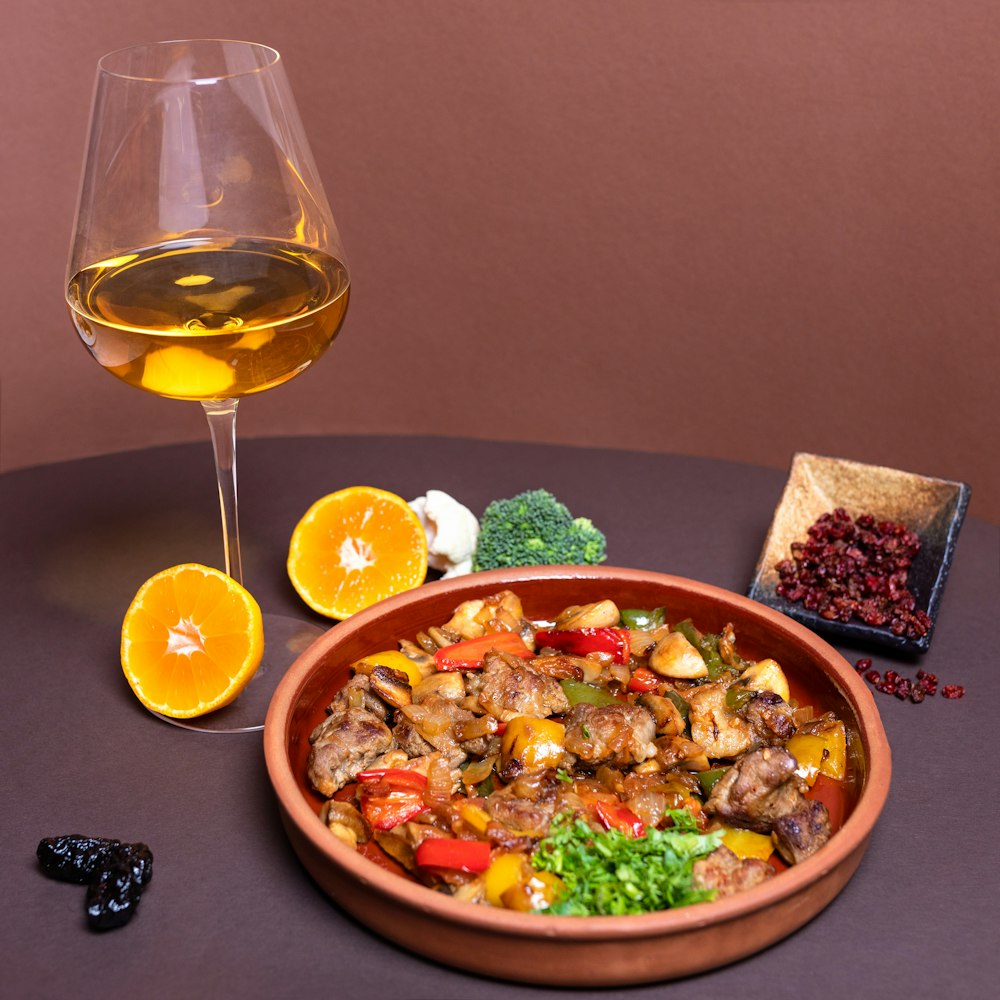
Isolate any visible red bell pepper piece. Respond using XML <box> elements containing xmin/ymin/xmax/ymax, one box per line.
<box><xmin>627</xmin><ymin>666</ymin><xmax>661</xmax><ymax>693</ymax></box>
<box><xmin>594</xmin><ymin>800</ymin><xmax>646</xmax><ymax>838</ymax></box>
<box><xmin>434</xmin><ymin>631</ymin><xmax>535</xmax><ymax>671</ymax></box>
<box><xmin>805</xmin><ymin>773</ymin><xmax>846</xmax><ymax>835</ymax></box>
<box><xmin>414</xmin><ymin>837</ymin><xmax>491</xmax><ymax>873</ymax></box>
<box><xmin>533</xmin><ymin>627</ymin><xmax>631</xmax><ymax>665</ymax></box>
<box><xmin>356</xmin><ymin>768</ymin><xmax>428</xmax><ymax>791</ymax></box>
<box><xmin>357</xmin><ymin>768</ymin><xmax>428</xmax><ymax>830</ymax></box>
<box><xmin>359</xmin><ymin>789</ymin><xmax>426</xmax><ymax>830</ymax></box>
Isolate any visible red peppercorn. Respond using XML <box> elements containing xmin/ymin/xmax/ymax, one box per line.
<box><xmin>855</xmin><ymin>658</ymin><xmax>872</xmax><ymax>673</ymax></box>
<box><xmin>941</xmin><ymin>685</ymin><xmax>965</xmax><ymax>699</ymax></box>
<box><xmin>865</xmin><ymin>670</ymin><xmax>881</xmax><ymax>684</ymax></box>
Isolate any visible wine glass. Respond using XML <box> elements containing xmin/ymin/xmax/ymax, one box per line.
<box><xmin>66</xmin><ymin>40</ymin><xmax>350</xmax><ymax>733</ymax></box>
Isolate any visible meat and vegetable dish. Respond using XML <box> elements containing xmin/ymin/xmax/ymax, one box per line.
<box><xmin>306</xmin><ymin>590</ymin><xmax>852</xmax><ymax>916</ymax></box>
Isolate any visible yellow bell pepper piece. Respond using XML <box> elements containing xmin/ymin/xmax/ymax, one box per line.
<box><xmin>786</xmin><ymin>732</ymin><xmax>826</xmax><ymax>787</ymax></box>
<box><xmin>351</xmin><ymin>650</ymin><xmax>424</xmax><ymax>687</ymax></box>
<box><xmin>500</xmin><ymin>870</ymin><xmax>564</xmax><ymax>912</ymax></box>
<box><xmin>720</xmin><ymin>825</ymin><xmax>774</xmax><ymax>862</ymax></box>
<box><xmin>455</xmin><ymin>800</ymin><xmax>491</xmax><ymax>835</ymax></box>
<box><xmin>500</xmin><ymin>716</ymin><xmax>566</xmax><ymax>770</ymax></box>
<box><xmin>817</xmin><ymin>720</ymin><xmax>847</xmax><ymax>780</ymax></box>
<box><xmin>484</xmin><ymin>853</ymin><xmax>528</xmax><ymax>907</ymax></box>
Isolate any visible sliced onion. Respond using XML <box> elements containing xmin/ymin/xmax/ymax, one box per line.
<box><xmin>626</xmin><ymin>790</ymin><xmax>668</xmax><ymax>828</ymax></box>
<box><xmin>425</xmin><ymin>755</ymin><xmax>456</xmax><ymax>804</ymax></box>
<box><xmin>461</xmin><ymin>754</ymin><xmax>497</xmax><ymax>788</ymax></box>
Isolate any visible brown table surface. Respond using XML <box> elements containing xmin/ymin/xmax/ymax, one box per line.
<box><xmin>3</xmin><ymin>435</ymin><xmax>997</xmax><ymax>999</ymax></box>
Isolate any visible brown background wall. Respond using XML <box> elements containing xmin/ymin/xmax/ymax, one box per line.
<box><xmin>3</xmin><ymin>1</ymin><xmax>997</xmax><ymax>523</ymax></box>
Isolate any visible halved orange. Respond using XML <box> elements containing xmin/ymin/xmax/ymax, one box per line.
<box><xmin>287</xmin><ymin>486</ymin><xmax>428</xmax><ymax>619</ymax></box>
<box><xmin>120</xmin><ymin>563</ymin><xmax>264</xmax><ymax>718</ymax></box>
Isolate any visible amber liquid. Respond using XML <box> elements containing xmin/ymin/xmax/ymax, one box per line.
<box><xmin>67</xmin><ymin>237</ymin><xmax>350</xmax><ymax>400</ymax></box>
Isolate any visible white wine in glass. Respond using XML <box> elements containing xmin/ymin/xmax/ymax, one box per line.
<box><xmin>67</xmin><ymin>40</ymin><xmax>350</xmax><ymax>733</ymax></box>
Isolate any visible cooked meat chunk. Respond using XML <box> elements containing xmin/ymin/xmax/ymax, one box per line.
<box><xmin>704</xmin><ymin>747</ymin><xmax>807</xmax><ymax>833</ymax></box>
<box><xmin>528</xmin><ymin>655</ymin><xmax>585</xmax><ymax>680</ymax></box>
<box><xmin>391</xmin><ymin>716</ymin><xmax>438</xmax><ymax>758</ymax></box>
<box><xmin>654</xmin><ymin>735</ymin><xmax>709</xmax><ymax>771</ymax></box>
<box><xmin>687</xmin><ymin>682</ymin><xmax>754</xmax><ymax>759</ymax></box>
<box><xmin>308</xmin><ymin>706</ymin><xmax>393</xmax><ymax>796</ymax></box>
<box><xmin>692</xmin><ymin>846</ymin><xmax>774</xmax><ymax>897</ymax></box>
<box><xmin>743</xmin><ymin>691</ymin><xmax>796</xmax><ymax>747</ymax></box>
<box><xmin>486</xmin><ymin>794</ymin><xmax>557</xmax><ymax>838</ymax></box>
<box><xmin>477</xmin><ymin>651</ymin><xmax>570</xmax><ymax>722</ymax></box>
<box><xmin>485</xmin><ymin>768</ymin><xmax>564</xmax><ymax>838</ymax></box>
<box><xmin>564</xmin><ymin>702</ymin><xmax>657</xmax><ymax>767</ymax></box>
<box><xmin>773</xmin><ymin>800</ymin><xmax>832</xmax><ymax>864</ymax></box>
<box><xmin>324</xmin><ymin>674</ymin><xmax>391</xmax><ymax>723</ymax></box>
<box><xmin>396</xmin><ymin>696</ymin><xmax>492</xmax><ymax>755</ymax></box>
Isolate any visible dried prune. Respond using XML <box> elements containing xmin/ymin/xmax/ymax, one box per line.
<box><xmin>85</xmin><ymin>847</ymin><xmax>146</xmax><ymax>930</ymax></box>
<box><xmin>36</xmin><ymin>835</ymin><xmax>122</xmax><ymax>884</ymax></box>
<box><xmin>123</xmin><ymin>842</ymin><xmax>154</xmax><ymax>887</ymax></box>
<box><xmin>37</xmin><ymin>834</ymin><xmax>154</xmax><ymax>930</ymax></box>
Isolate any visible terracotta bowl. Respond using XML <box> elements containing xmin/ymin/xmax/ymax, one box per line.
<box><xmin>263</xmin><ymin>566</ymin><xmax>891</xmax><ymax>987</ymax></box>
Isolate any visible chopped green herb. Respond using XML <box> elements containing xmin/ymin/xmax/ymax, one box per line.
<box><xmin>531</xmin><ymin>812</ymin><xmax>722</xmax><ymax>916</ymax></box>
<box><xmin>581</xmin><ymin>724</ymin><xmax>592</xmax><ymax>739</ymax></box>
<box><xmin>555</xmin><ymin>768</ymin><xmax>573</xmax><ymax>784</ymax></box>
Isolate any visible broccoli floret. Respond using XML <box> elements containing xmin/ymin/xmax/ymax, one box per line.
<box><xmin>472</xmin><ymin>489</ymin><xmax>607</xmax><ymax>571</ymax></box>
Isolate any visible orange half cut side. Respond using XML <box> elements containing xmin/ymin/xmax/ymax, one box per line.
<box><xmin>120</xmin><ymin>563</ymin><xmax>264</xmax><ymax>718</ymax></box>
<box><xmin>287</xmin><ymin>486</ymin><xmax>428</xmax><ymax>619</ymax></box>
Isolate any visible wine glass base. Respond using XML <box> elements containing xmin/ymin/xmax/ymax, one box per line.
<box><xmin>152</xmin><ymin>613</ymin><xmax>326</xmax><ymax>734</ymax></box>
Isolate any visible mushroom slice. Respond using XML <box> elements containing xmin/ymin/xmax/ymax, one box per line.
<box><xmin>412</xmin><ymin>671</ymin><xmax>466</xmax><ymax>704</ymax></box>
<box><xmin>687</xmin><ymin>683</ymin><xmax>754</xmax><ymax>759</ymax></box>
<box><xmin>554</xmin><ymin>599</ymin><xmax>620</xmax><ymax>630</ymax></box>
<box><xmin>648</xmin><ymin>632</ymin><xmax>709</xmax><ymax>679</ymax></box>
<box><xmin>368</xmin><ymin>664</ymin><xmax>412</xmax><ymax>709</ymax></box>
<box><xmin>320</xmin><ymin>801</ymin><xmax>370</xmax><ymax>847</ymax></box>
<box><xmin>740</xmin><ymin>658</ymin><xmax>790</xmax><ymax>703</ymax></box>
<box><xmin>397</xmin><ymin>640</ymin><xmax>437</xmax><ymax>678</ymax></box>
<box><xmin>637</xmin><ymin>693</ymin><xmax>685</xmax><ymax>737</ymax></box>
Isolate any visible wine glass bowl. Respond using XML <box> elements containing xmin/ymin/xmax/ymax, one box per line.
<box><xmin>67</xmin><ymin>40</ymin><xmax>349</xmax><ymax>403</ymax></box>
<box><xmin>66</xmin><ymin>40</ymin><xmax>349</xmax><ymax>733</ymax></box>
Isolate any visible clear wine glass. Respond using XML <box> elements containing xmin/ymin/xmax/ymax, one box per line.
<box><xmin>66</xmin><ymin>40</ymin><xmax>350</xmax><ymax>733</ymax></box>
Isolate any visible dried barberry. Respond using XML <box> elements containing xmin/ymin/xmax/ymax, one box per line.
<box><xmin>855</xmin><ymin>659</ymin><xmax>963</xmax><ymax>705</ymax></box>
<box><xmin>776</xmin><ymin>509</ymin><xmax>929</xmax><ymax>639</ymax></box>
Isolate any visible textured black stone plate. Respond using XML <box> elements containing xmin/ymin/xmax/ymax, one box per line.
<box><xmin>747</xmin><ymin>453</ymin><xmax>971</xmax><ymax>653</ymax></box>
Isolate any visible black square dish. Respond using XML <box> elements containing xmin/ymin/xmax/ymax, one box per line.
<box><xmin>747</xmin><ymin>453</ymin><xmax>971</xmax><ymax>653</ymax></box>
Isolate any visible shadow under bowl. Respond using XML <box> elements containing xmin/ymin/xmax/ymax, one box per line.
<box><xmin>264</xmin><ymin>565</ymin><xmax>891</xmax><ymax>987</ymax></box>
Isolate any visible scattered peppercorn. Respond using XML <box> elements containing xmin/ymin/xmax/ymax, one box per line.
<box><xmin>854</xmin><ymin>659</ymin><xmax>964</xmax><ymax>704</ymax></box>
<box><xmin>776</xmin><ymin>508</ymin><xmax>931</xmax><ymax>640</ymax></box>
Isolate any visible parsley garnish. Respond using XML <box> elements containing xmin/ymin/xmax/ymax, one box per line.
<box><xmin>531</xmin><ymin>811</ymin><xmax>722</xmax><ymax>916</ymax></box>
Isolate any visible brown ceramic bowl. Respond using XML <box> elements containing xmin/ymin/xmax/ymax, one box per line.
<box><xmin>263</xmin><ymin>566</ymin><xmax>891</xmax><ymax>987</ymax></box>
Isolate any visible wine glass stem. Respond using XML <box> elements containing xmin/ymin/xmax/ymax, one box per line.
<box><xmin>202</xmin><ymin>398</ymin><xmax>244</xmax><ymax>585</ymax></box>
